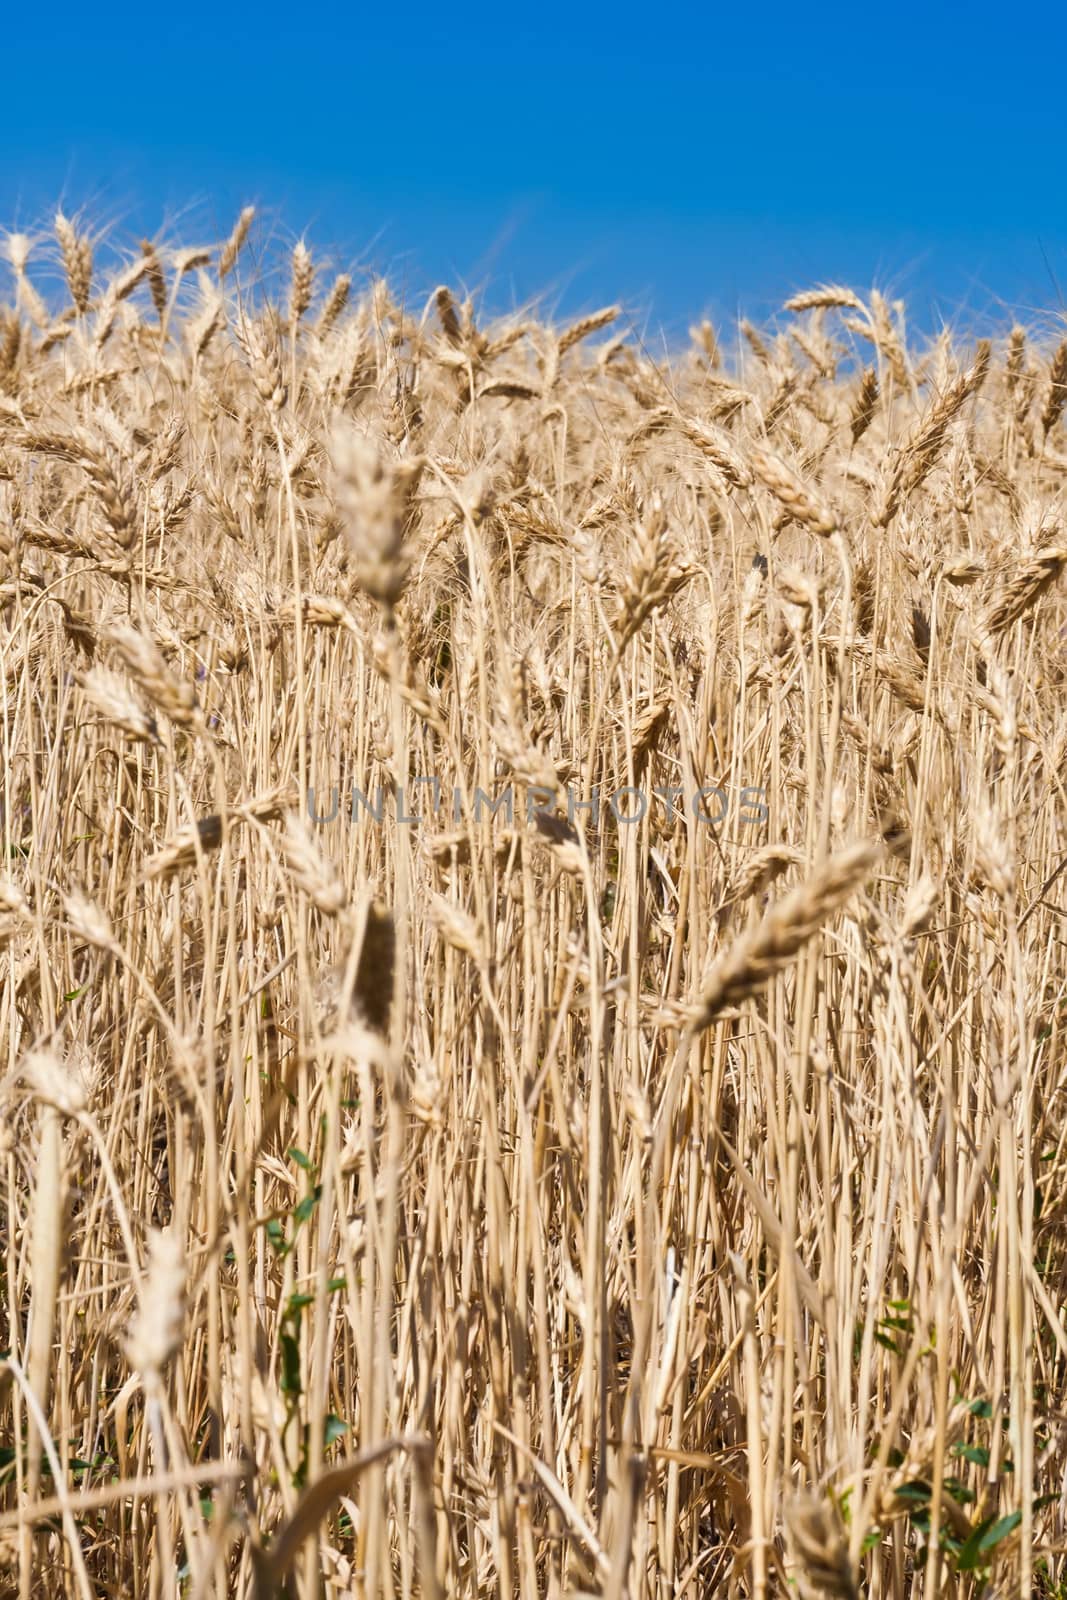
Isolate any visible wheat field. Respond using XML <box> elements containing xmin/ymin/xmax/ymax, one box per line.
<box><xmin>0</xmin><ymin>211</ymin><xmax>1066</xmax><ymax>1599</ymax></box>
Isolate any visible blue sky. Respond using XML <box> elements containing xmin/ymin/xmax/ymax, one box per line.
<box><xmin>3</xmin><ymin>0</ymin><xmax>1066</xmax><ymax>340</ymax></box>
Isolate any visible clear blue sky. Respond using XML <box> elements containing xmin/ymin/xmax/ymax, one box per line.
<box><xmin>3</xmin><ymin>0</ymin><xmax>1066</xmax><ymax>340</ymax></box>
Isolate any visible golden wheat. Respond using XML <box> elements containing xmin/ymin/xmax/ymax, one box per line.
<box><xmin>0</xmin><ymin>217</ymin><xmax>1065</xmax><ymax>1599</ymax></box>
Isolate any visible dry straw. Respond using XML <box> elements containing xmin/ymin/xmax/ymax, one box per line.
<box><xmin>1</xmin><ymin>212</ymin><xmax>1066</xmax><ymax>1600</ymax></box>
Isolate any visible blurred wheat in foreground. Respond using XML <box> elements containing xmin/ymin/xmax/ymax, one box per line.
<box><xmin>0</xmin><ymin>215</ymin><xmax>1066</xmax><ymax>1599</ymax></box>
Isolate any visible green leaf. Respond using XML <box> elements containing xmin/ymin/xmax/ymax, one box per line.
<box><xmin>958</xmin><ymin>1509</ymin><xmax>1021</xmax><ymax>1570</ymax></box>
<box><xmin>977</xmin><ymin>1511</ymin><xmax>1021</xmax><ymax>1553</ymax></box>
<box><xmin>280</xmin><ymin>1331</ymin><xmax>302</xmax><ymax>1396</ymax></box>
<box><xmin>955</xmin><ymin>1525</ymin><xmax>986</xmax><ymax>1568</ymax></box>
<box><xmin>942</xmin><ymin>1477</ymin><xmax>975</xmax><ymax>1504</ymax></box>
<box><xmin>287</xmin><ymin>1147</ymin><xmax>313</xmax><ymax>1172</ymax></box>
<box><xmin>293</xmin><ymin>1185</ymin><xmax>322</xmax><ymax>1226</ymax></box>
<box><xmin>952</xmin><ymin>1444</ymin><xmax>990</xmax><ymax>1467</ymax></box>
<box><xmin>894</xmin><ymin>1479</ymin><xmax>932</xmax><ymax>1504</ymax></box>
<box><xmin>966</xmin><ymin>1398</ymin><xmax>993</xmax><ymax>1419</ymax></box>
<box><xmin>323</xmin><ymin>1414</ymin><xmax>348</xmax><ymax>1447</ymax></box>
